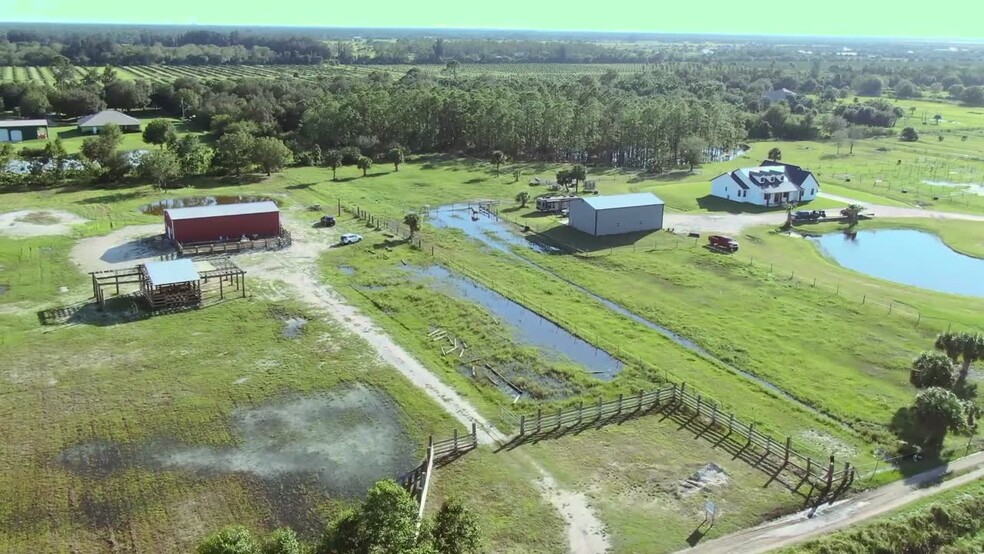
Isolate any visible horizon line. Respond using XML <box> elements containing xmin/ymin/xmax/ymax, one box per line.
<box><xmin>3</xmin><ymin>20</ymin><xmax>984</xmax><ymax>44</ymax></box>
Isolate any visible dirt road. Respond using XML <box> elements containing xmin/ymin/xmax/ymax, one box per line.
<box><xmin>236</xmin><ymin>213</ymin><xmax>611</xmax><ymax>554</ymax></box>
<box><xmin>686</xmin><ymin>451</ymin><xmax>984</xmax><ymax>554</ymax></box>
<box><xmin>664</xmin><ymin>193</ymin><xmax>984</xmax><ymax>235</ymax></box>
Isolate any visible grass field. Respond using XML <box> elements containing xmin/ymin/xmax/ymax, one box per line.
<box><xmin>0</xmin><ymin>65</ymin><xmax>328</xmax><ymax>85</ymax></box>
<box><xmin>3</xmin><ymin>96</ymin><xmax>984</xmax><ymax>551</ymax></box>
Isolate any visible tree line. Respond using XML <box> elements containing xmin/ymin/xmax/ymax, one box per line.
<box><xmin>196</xmin><ymin>480</ymin><xmax>481</xmax><ymax>554</ymax></box>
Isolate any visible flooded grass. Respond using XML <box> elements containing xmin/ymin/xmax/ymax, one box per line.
<box><xmin>59</xmin><ymin>385</ymin><xmax>418</xmax><ymax>500</ymax></box>
<box><xmin>140</xmin><ymin>195</ymin><xmax>279</xmax><ymax>215</ymax></box>
<box><xmin>282</xmin><ymin>317</ymin><xmax>308</xmax><ymax>339</ymax></box>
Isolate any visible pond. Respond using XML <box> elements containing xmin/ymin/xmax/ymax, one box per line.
<box><xmin>140</xmin><ymin>195</ymin><xmax>279</xmax><ymax>215</ymax></box>
<box><xmin>414</xmin><ymin>265</ymin><xmax>623</xmax><ymax>380</ymax></box>
<box><xmin>427</xmin><ymin>205</ymin><xmax>560</xmax><ymax>255</ymax></box>
<box><xmin>811</xmin><ymin>229</ymin><xmax>984</xmax><ymax>297</ymax></box>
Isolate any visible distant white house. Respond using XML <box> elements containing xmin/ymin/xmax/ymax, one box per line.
<box><xmin>710</xmin><ymin>161</ymin><xmax>820</xmax><ymax>207</ymax></box>
<box><xmin>763</xmin><ymin>88</ymin><xmax>796</xmax><ymax>103</ymax></box>
<box><xmin>78</xmin><ymin>110</ymin><xmax>142</xmax><ymax>134</ymax></box>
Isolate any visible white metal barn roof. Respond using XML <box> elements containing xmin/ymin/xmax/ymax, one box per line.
<box><xmin>581</xmin><ymin>192</ymin><xmax>665</xmax><ymax>210</ymax></box>
<box><xmin>143</xmin><ymin>259</ymin><xmax>200</xmax><ymax>286</ymax></box>
<box><xmin>164</xmin><ymin>201</ymin><xmax>280</xmax><ymax>221</ymax></box>
<box><xmin>0</xmin><ymin>119</ymin><xmax>49</xmax><ymax>128</ymax></box>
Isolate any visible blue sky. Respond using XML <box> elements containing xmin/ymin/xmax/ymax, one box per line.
<box><xmin>7</xmin><ymin>0</ymin><xmax>984</xmax><ymax>39</ymax></box>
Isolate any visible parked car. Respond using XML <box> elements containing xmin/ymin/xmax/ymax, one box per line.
<box><xmin>708</xmin><ymin>235</ymin><xmax>739</xmax><ymax>252</ymax></box>
<box><xmin>320</xmin><ymin>215</ymin><xmax>336</xmax><ymax>227</ymax></box>
<box><xmin>792</xmin><ymin>210</ymin><xmax>826</xmax><ymax>223</ymax></box>
<box><xmin>340</xmin><ymin>233</ymin><xmax>363</xmax><ymax>245</ymax></box>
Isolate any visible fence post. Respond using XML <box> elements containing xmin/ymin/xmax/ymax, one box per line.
<box><xmin>696</xmin><ymin>394</ymin><xmax>702</xmax><ymax>416</ymax></box>
<box><xmin>671</xmin><ymin>383</ymin><xmax>678</xmax><ymax>403</ymax></box>
<box><xmin>519</xmin><ymin>414</ymin><xmax>526</xmax><ymax>436</ymax></box>
<box><xmin>826</xmin><ymin>455</ymin><xmax>836</xmax><ymax>491</ymax></box>
<box><xmin>916</xmin><ymin>313</ymin><xmax>921</xmax><ymax>326</ymax></box>
<box><xmin>862</xmin><ymin>294</ymin><xmax>866</xmax><ymax>304</ymax></box>
<box><xmin>784</xmin><ymin>437</ymin><xmax>791</xmax><ymax>466</ymax></box>
<box><xmin>766</xmin><ymin>437</ymin><xmax>772</xmax><ymax>456</ymax></box>
<box><xmin>556</xmin><ymin>408</ymin><xmax>563</xmax><ymax>430</ymax></box>
<box><xmin>889</xmin><ymin>303</ymin><xmax>893</xmax><ymax>314</ymax></box>
<box><xmin>536</xmin><ymin>408</ymin><xmax>542</xmax><ymax>433</ymax></box>
<box><xmin>472</xmin><ymin>422</ymin><xmax>477</xmax><ymax>445</ymax></box>
<box><xmin>453</xmin><ymin>428</ymin><xmax>458</xmax><ymax>453</ymax></box>
<box><xmin>806</xmin><ymin>457</ymin><xmax>812</xmax><ymax>479</ymax></box>
<box><xmin>836</xmin><ymin>285</ymin><xmax>840</xmax><ymax>295</ymax></box>
<box><xmin>728</xmin><ymin>413</ymin><xmax>734</xmax><ymax>435</ymax></box>
<box><xmin>596</xmin><ymin>396</ymin><xmax>603</xmax><ymax>421</ymax></box>
<box><xmin>577</xmin><ymin>401</ymin><xmax>584</xmax><ymax>425</ymax></box>
<box><xmin>711</xmin><ymin>404</ymin><xmax>718</xmax><ymax>426</ymax></box>
<box><xmin>616</xmin><ymin>394</ymin><xmax>624</xmax><ymax>416</ymax></box>
<box><xmin>636</xmin><ymin>390</ymin><xmax>644</xmax><ymax>411</ymax></box>
<box><xmin>746</xmin><ymin>423</ymin><xmax>755</xmax><ymax>450</ymax></box>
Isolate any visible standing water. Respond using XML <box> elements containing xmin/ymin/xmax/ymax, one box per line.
<box><xmin>414</xmin><ymin>265</ymin><xmax>623</xmax><ymax>379</ymax></box>
<box><xmin>427</xmin><ymin>205</ymin><xmax>830</xmax><ymax>416</ymax></box>
<box><xmin>812</xmin><ymin>229</ymin><xmax>984</xmax><ymax>297</ymax></box>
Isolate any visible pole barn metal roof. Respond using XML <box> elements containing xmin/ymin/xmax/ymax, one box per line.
<box><xmin>164</xmin><ymin>201</ymin><xmax>280</xmax><ymax>221</ymax></box>
<box><xmin>581</xmin><ymin>192</ymin><xmax>665</xmax><ymax>210</ymax></box>
<box><xmin>143</xmin><ymin>259</ymin><xmax>200</xmax><ymax>286</ymax></box>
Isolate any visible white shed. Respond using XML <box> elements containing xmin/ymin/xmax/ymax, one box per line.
<box><xmin>568</xmin><ymin>193</ymin><xmax>665</xmax><ymax>236</ymax></box>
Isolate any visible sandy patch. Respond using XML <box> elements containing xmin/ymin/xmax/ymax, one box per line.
<box><xmin>679</xmin><ymin>463</ymin><xmax>730</xmax><ymax>496</ymax></box>
<box><xmin>0</xmin><ymin>210</ymin><xmax>89</xmax><ymax>238</ymax></box>
<box><xmin>70</xmin><ymin>224</ymin><xmax>172</xmax><ymax>273</ymax></box>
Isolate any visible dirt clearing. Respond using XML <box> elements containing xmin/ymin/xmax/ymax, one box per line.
<box><xmin>70</xmin><ymin>224</ymin><xmax>171</xmax><ymax>273</ymax></box>
<box><xmin>0</xmin><ymin>209</ymin><xmax>88</xmax><ymax>237</ymax></box>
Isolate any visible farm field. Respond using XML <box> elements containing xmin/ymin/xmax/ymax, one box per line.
<box><xmin>0</xmin><ymin>65</ymin><xmax>324</xmax><ymax>84</ymax></box>
<box><xmin>2</xmin><ymin>103</ymin><xmax>984</xmax><ymax>551</ymax></box>
<box><xmin>0</xmin><ymin>192</ymin><xmax>570</xmax><ymax>553</ymax></box>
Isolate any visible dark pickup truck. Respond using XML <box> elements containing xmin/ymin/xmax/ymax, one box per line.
<box><xmin>708</xmin><ymin>235</ymin><xmax>739</xmax><ymax>252</ymax></box>
<box><xmin>792</xmin><ymin>210</ymin><xmax>826</xmax><ymax>223</ymax></box>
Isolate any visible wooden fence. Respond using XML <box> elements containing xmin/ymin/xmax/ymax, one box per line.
<box><xmin>513</xmin><ymin>383</ymin><xmax>855</xmax><ymax>495</ymax></box>
<box><xmin>398</xmin><ymin>423</ymin><xmax>479</xmax><ymax>502</ymax></box>
<box><xmin>176</xmin><ymin>229</ymin><xmax>292</xmax><ymax>256</ymax></box>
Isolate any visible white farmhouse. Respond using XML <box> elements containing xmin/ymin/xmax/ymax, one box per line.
<box><xmin>709</xmin><ymin>161</ymin><xmax>820</xmax><ymax>207</ymax></box>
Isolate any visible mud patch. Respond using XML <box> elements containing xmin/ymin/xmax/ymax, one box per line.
<box><xmin>59</xmin><ymin>385</ymin><xmax>417</xmax><ymax>500</ymax></box>
<box><xmin>338</xmin><ymin>265</ymin><xmax>356</xmax><ymax>276</ymax></box>
<box><xmin>70</xmin><ymin>224</ymin><xmax>172</xmax><ymax>273</ymax></box>
<box><xmin>282</xmin><ymin>317</ymin><xmax>308</xmax><ymax>339</ymax></box>
<box><xmin>678</xmin><ymin>463</ymin><xmax>730</xmax><ymax>496</ymax></box>
<box><xmin>798</xmin><ymin>429</ymin><xmax>859</xmax><ymax>459</ymax></box>
<box><xmin>0</xmin><ymin>209</ymin><xmax>89</xmax><ymax>237</ymax></box>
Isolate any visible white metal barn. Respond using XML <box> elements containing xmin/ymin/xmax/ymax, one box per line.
<box><xmin>568</xmin><ymin>193</ymin><xmax>665</xmax><ymax>236</ymax></box>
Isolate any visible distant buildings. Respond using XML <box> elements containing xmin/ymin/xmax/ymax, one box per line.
<box><xmin>763</xmin><ymin>88</ymin><xmax>797</xmax><ymax>103</ymax></box>
<box><xmin>0</xmin><ymin>119</ymin><xmax>49</xmax><ymax>142</ymax></box>
<box><xmin>78</xmin><ymin>110</ymin><xmax>142</xmax><ymax>134</ymax></box>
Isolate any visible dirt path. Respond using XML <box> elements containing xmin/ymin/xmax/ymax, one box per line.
<box><xmin>236</xmin><ymin>213</ymin><xmax>610</xmax><ymax>554</ymax></box>
<box><xmin>664</xmin><ymin>196</ymin><xmax>984</xmax><ymax>235</ymax></box>
<box><xmin>686</xmin><ymin>451</ymin><xmax>984</xmax><ymax>554</ymax></box>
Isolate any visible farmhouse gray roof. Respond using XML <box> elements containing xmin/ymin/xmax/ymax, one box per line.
<box><xmin>581</xmin><ymin>192</ymin><xmax>664</xmax><ymax>210</ymax></box>
<box><xmin>143</xmin><ymin>259</ymin><xmax>200</xmax><ymax>286</ymax></box>
<box><xmin>0</xmin><ymin>119</ymin><xmax>48</xmax><ymax>128</ymax></box>
<box><xmin>165</xmin><ymin>201</ymin><xmax>280</xmax><ymax>221</ymax></box>
<box><xmin>77</xmin><ymin>110</ymin><xmax>141</xmax><ymax>127</ymax></box>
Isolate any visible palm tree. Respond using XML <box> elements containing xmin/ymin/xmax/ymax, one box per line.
<box><xmin>781</xmin><ymin>201</ymin><xmax>796</xmax><ymax>228</ymax></box>
<box><xmin>842</xmin><ymin>204</ymin><xmax>864</xmax><ymax>225</ymax></box>
<box><xmin>403</xmin><ymin>213</ymin><xmax>420</xmax><ymax>239</ymax></box>
<box><xmin>767</xmin><ymin>147</ymin><xmax>782</xmax><ymax>161</ymax></box>
<box><xmin>935</xmin><ymin>331</ymin><xmax>964</xmax><ymax>364</ymax></box>
<box><xmin>957</xmin><ymin>333</ymin><xmax>984</xmax><ymax>384</ymax></box>
<box><xmin>356</xmin><ymin>155</ymin><xmax>373</xmax><ymax>177</ymax></box>
<box><xmin>515</xmin><ymin>191</ymin><xmax>530</xmax><ymax>208</ymax></box>
<box><xmin>910</xmin><ymin>352</ymin><xmax>956</xmax><ymax>389</ymax></box>
<box><xmin>913</xmin><ymin>387</ymin><xmax>967</xmax><ymax>453</ymax></box>
<box><xmin>490</xmin><ymin>150</ymin><xmax>506</xmax><ymax>175</ymax></box>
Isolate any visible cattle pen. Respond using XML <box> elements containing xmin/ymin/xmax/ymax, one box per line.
<box><xmin>90</xmin><ymin>256</ymin><xmax>247</xmax><ymax>311</ymax></box>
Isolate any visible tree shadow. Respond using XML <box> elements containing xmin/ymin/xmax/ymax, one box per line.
<box><xmin>76</xmin><ymin>191</ymin><xmax>147</xmax><ymax>205</ymax></box>
<box><xmin>57</xmin><ymin>128</ymin><xmax>84</xmax><ymax>140</ymax></box>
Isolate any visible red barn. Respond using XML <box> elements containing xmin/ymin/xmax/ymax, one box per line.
<box><xmin>164</xmin><ymin>201</ymin><xmax>281</xmax><ymax>243</ymax></box>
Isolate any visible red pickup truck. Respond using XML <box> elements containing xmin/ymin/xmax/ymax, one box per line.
<box><xmin>708</xmin><ymin>235</ymin><xmax>739</xmax><ymax>252</ymax></box>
